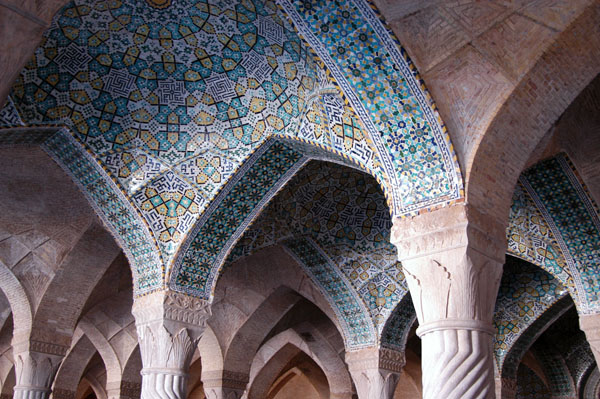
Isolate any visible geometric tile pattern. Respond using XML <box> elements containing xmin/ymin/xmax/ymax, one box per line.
<box><xmin>533</xmin><ymin>348</ymin><xmax>576</xmax><ymax>397</ymax></box>
<box><xmin>280</xmin><ymin>0</ymin><xmax>463</xmax><ymax>215</ymax></box>
<box><xmin>520</xmin><ymin>154</ymin><xmax>600</xmax><ymax>313</ymax></box>
<box><xmin>226</xmin><ymin>161</ymin><xmax>409</xmax><ymax>346</ymax></box>
<box><xmin>380</xmin><ymin>293</ymin><xmax>416</xmax><ymax>351</ymax></box>
<box><xmin>493</xmin><ymin>257</ymin><xmax>568</xmax><ymax>372</ymax></box>
<box><xmin>283</xmin><ymin>236</ymin><xmax>376</xmax><ymax>348</ymax></box>
<box><xmin>171</xmin><ymin>140</ymin><xmax>305</xmax><ymax>297</ymax></box>
<box><xmin>500</xmin><ymin>296</ymin><xmax>573</xmax><ymax>381</ymax></box>
<box><xmin>507</xmin><ymin>182</ymin><xmax>573</xmax><ymax>294</ymax></box>
<box><xmin>9</xmin><ymin>0</ymin><xmax>464</xmax><ymax>293</ymax></box>
<box><xmin>11</xmin><ymin>0</ymin><xmax>324</xmax><ymax>269</ymax></box>
<box><xmin>517</xmin><ymin>364</ymin><xmax>551</xmax><ymax>399</ymax></box>
<box><xmin>0</xmin><ymin>97</ymin><xmax>24</xmax><ymax>127</ymax></box>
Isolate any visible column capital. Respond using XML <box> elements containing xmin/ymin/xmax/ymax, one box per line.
<box><xmin>132</xmin><ymin>289</ymin><xmax>211</xmax><ymax>334</ymax></box>
<box><xmin>345</xmin><ymin>347</ymin><xmax>405</xmax><ymax>374</ymax></box>
<box><xmin>12</xmin><ymin>350</ymin><xmax>63</xmax><ymax>399</ymax></box>
<box><xmin>391</xmin><ymin>203</ymin><xmax>506</xmax><ymax>263</ymax></box>
<box><xmin>345</xmin><ymin>347</ymin><xmax>403</xmax><ymax>399</ymax></box>
<box><xmin>133</xmin><ymin>289</ymin><xmax>211</xmax><ymax>399</ymax></box>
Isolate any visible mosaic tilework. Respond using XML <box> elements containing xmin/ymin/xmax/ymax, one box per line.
<box><xmin>171</xmin><ymin>140</ymin><xmax>306</xmax><ymax>296</ymax></box>
<box><xmin>283</xmin><ymin>236</ymin><xmax>376</xmax><ymax>348</ymax></box>
<box><xmin>502</xmin><ymin>298</ymin><xmax>574</xmax><ymax>383</ymax></box>
<box><xmin>516</xmin><ymin>364</ymin><xmax>551</xmax><ymax>399</ymax></box>
<box><xmin>380</xmin><ymin>293</ymin><xmax>416</xmax><ymax>351</ymax></box>
<box><xmin>507</xmin><ymin>182</ymin><xmax>573</xmax><ymax>290</ymax></box>
<box><xmin>8</xmin><ymin>0</ymin><xmax>467</xmax><ymax>294</ymax></box>
<box><xmin>533</xmin><ymin>348</ymin><xmax>576</xmax><ymax>397</ymax></box>
<box><xmin>10</xmin><ymin>0</ymin><xmax>330</xmax><ymax>267</ymax></box>
<box><xmin>494</xmin><ymin>257</ymin><xmax>568</xmax><ymax>371</ymax></box>
<box><xmin>0</xmin><ymin>97</ymin><xmax>24</xmax><ymax>127</ymax></box>
<box><xmin>564</xmin><ymin>335</ymin><xmax>596</xmax><ymax>391</ymax></box>
<box><xmin>226</xmin><ymin>161</ymin><xmax>409</xmax><ymax>339</ymax></box>
<box><xmin>279</xmin><ymin>0</ymin><xmax>463</xmax><ymax>215</ymax></box>
<box><xmin>521</xmin><ymin>154</ymin><xmax>600</xmax><ymax>313</ymax></box>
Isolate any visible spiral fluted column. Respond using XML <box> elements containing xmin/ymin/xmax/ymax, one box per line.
<box><xmin>391</xmin><ymin>204</ymin><xmax>505</xmax><ymax>399</ymax></box>
<box><xmin>132</xmin><ymin>290</ymin><xmax>211</xmax><ymax>399</ymax></box>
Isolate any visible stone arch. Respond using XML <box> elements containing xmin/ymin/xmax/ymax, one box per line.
<box><xmin>582</xmin><ymin>367</ymin><xmax>600</xmax><ymax>399</ymax></box>
<box><xmin>169</xmin><ymin>138</ymin><xmax>388</xmax><ymax>300</ymax></box>
<box><xmin>207</xmin><ymin>244</ymin><xmax>348</xmax><ymax>356</ymax></box>
<box><xmin>247</xmin><ymin>327</ymin><xmax>353</xmax><ymax>399</ymax></box>
<box><xmin>219</xmin><ymin>286</ymin><xmax>303</xmax><ymax>377</ymax></box>
<box><xmin>0</xmin><ymin>134</ymin><xmax>162</xmax><ymax>292</ymax></box>
<box><xmin>498</xmin><ymin>295</ymin><xmax>573</xmax><ymax>392</ymax></box>
<box><xmin>118</xmin><ymin>345</ymin><xmax>142</xmax><ymax>399</ymax></box>
<box><xmin>53</xmin><ymin>333</ymin><xmax>99</xmax><ymax>399</ymax></box>
<box><xmin>198</xmin><ymin>326</ymin><xmax>223</xmax><ymax>376</ymax></box>
<box><xmin>0</xmin><ymin>261</ymin><xmax>32</xmax><ymax>342</ymax></box>
<box><xmin>251</xmin><ymin>356</ymin><xmax>328</xmax><ymax>399</ymax></box>
<box><xmin>467</xmin><ymin>3</ymin><xmax>600</xmax><ymax>226</ymax></box>
<box><xmin>75</xmin><ymin>323</ymin><xmax>121</xmax><ymax>387</ymax></box>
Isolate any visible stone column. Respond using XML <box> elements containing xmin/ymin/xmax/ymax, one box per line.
<box><xmin>391</xmin><ymin>204</ymin><xmax>505</xmax><ymax>399</ymax></box>
<box><xmin>202</xmin><ymin>371</ymin><xmax>248</xmax><ymax>399</ymax></box>
<box><xmin>579</xmin><ymin>314</ymin><xmax>600</xmax><ymax>366</ymax></box>
<box><xmin>345</xmin><ymin>347</ymin><xmax>404</xmax><ymax>399</ymax></box>
<box><xmin>11</xmin><ymin>341</ymin><xmax>66</xmax><ymax>399</ymax></box>
<box><xmin>132</xmin><ymin>290</ymin><xmax>211</xmax><ymax>399</ymax></box>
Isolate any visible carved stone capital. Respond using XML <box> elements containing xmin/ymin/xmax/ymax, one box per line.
<box><xmin>133</xmin><ymin>290</ymin><xmax>212</xmax><ymax>399</ymax></box>
<box><xmin>345</xmin><ymin>347</ymin><xmax>405</xmax><ymax>374</ymax></box>
<box><xmin>13</xmin><ymin>350</ymin><xmax>63</xmax><ymax>399</ymax></box>
<box><xmin>391</xmin><ymin>203</ymin><xmax>506</xmax><ymax>263</ymax></box>
<box><xmin>132</xmin><ymin>290</ymin><xmax>211</xmax><ymax>333</ymax></box>
<box><xmin>391</xmin><ymin>205</ymin><xmax>504</xmax><ymax>326</ymax></box>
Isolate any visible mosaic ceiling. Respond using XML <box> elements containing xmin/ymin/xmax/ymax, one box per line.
<box><xmin>508</xmin><ymin>153</ymin><xmax>600</xmax><ymax>314</ymax></box>
<box><xmin>224</xmin><ymin>160</ymin><xmax>407</xmax><ymax>349</ymax></box>
<box><xmin>1</xmin><ymin>0</ymin><xmax>463</xmax><ymax>295</ymax></box>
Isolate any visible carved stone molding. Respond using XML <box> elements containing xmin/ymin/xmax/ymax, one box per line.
<box><xmin>203</xmin><ymin>370</ymin><xmax>249</xmax><ymax>390</ymax></box>
<box><xmin>132</xmin><ymin>290</ymin><xmax>211</xmax><ymax>331</ymax></box>
<box><xmin>11</xmin><ymin>340</ymin><xmax>69</xmax><ymax>357</ymax></box>
<box><xmin>391</xmin><ymin>205</ymin><xmax>504</xmax><ymax>326</ymax></box>
<box><xmin>391</xmin><ymin>203</ymin><xmax>506</xmax><ymax>263</ymax></box>
<box><xmin>346</xmin><ymin>347</ymin><xmax>405</xmax><ymax>374</ymax></box>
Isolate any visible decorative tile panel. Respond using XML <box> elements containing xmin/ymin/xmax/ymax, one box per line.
<box><xmin>493</xmin><ymin>257</ymin><xmax>567</xmax><ymax>372</ymax></box>
<box><xmin>520</xmin><ymin>154</ymin><xmax>600</xmax><ymax>313</ymax></box>
<box><xmin>278</xmin><ymin>0</ymin><xmax>464</xmax><ymax>215</ymax></box>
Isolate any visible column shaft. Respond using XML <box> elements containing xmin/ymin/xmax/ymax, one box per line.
<box><xmin>391</xmin><ymin>204</ymin><xmax>505</xmax><ymax>399</ymax></box>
